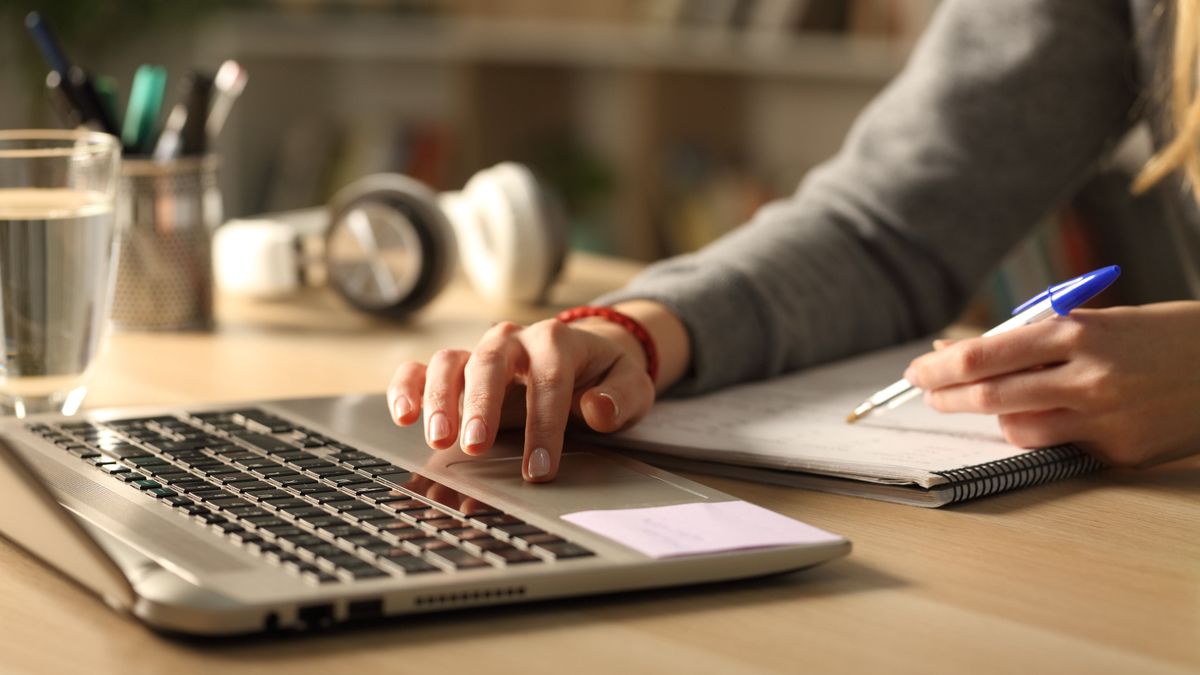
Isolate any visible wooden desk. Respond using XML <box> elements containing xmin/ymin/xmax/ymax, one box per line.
<box><xmin>1</xmin><ymin>253</ymin><xmax>1196</xmax><ymax>674</ymax></box>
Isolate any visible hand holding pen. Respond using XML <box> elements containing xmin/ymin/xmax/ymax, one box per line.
<box><xmin>855</xmin><ymin>265</ymin><xmax>1200</xmax><ymax>468</ymax></box>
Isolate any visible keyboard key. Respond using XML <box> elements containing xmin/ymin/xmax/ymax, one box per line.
<box><xmin>379</xmin><ymin>525</ymin><xmax>428</xmax><ymax>542</ymax></box>
<box><xmin>516</xmin><ymin>532</ymin><xmax>564</xmax><ymax>547</ymax></box>
<box><xmin>484</xmin><ymin>548</ymin><xmax>541</xmax><ymax>565</ymax></box>
<box><xmin>231</xmin><ymin>409</ymin><xmax>294</xmax><ymax>433</ymax></box>
<box><xmin>381</xmin><ymin>554</ymin><xmax>439</xmax><ymax>575</ymax></box>
<box><xmin>209</xmin><ymin>497</ymin><xmax>251</xmax><ymax>510</ymax></box>
<box><xmin>375</xmin><ymin>496</ymin><xmax>426</xmax><ymax>511</ymax></box>
<box><xmin>236</xmin><ymin>432</ymin><xmax>296</xmax><ymax>453</ymax></box>
<box><xmin>230</xmin><ymin>531</ymin><xmax>263</xmax><ymax>546</ymax></box>
<box><xmin>99</xmin><ymin>463</ymin><xmax>131</xmax><ymax>476</ymax></box>
<box><xmin>475</xmin><ymin>514</ymin><xmax>523</xmax><ymax>527</ymax></box>
<box><xmin>367</xmin><ymin>468</ymin><xmax>414</xmax><ymax>483</ymax></box>
<box><xmin>323</xmin><ymin>475</ymin><xmax>365</xmax><ymax>488</ymax></box>
<box><xmin>428</xmin><ymin>548</ymin><xmax>492</xmax><ymax>570</ymax></box>
<box><xmin>293</xmin><ymin>458</ymin><xmax>335</xmax><ymax>470</ymax></box>
<box><xmin>337</xmin><ymin>566</ymin><xmax>388</xmax><ymax>581</ymax></box>
<box><xmin>423</xmin><ymin>517</ymin><xmax>469</xmax><ymax>531</ymax></box>
<box><xmin>343</xmin><ymin>508</ymin><xmax>392</xmax><ymax>523</ymax></box>
<box><xmin>310</xmin><ymin>466</ymin><xmax>351</xmax><ymax>477</ymax></box>
<box><xmin>319</xmin><ymin>524</ymin><xmax>366</xmax><ymax>539</ymax></box>
<box><xmin>341</xmin><ymin>456</ymin><xmax>389</xmax><ymax>469</ymax></box>
<box><xmin>494</xmin><ymin>523</ymin><xmax>546</xmax><ymax>538</ymax></box>
<box><xmin>533</xmin><ymin>542</ymin><xmax>595</xmax><ymax>560</ymax></box>
<box><xmin>100</xmin><ymin>445</ymin><xmax>150</xmax><ymax>459</ymax></box>
<box><xmin>133</xmin><ymin>479</ymin><xmax>161</xmax><ymax>491</ymax></box>
<box><xmin>244</xmin><ymin>488</ymin><xmax>290</xmax><ymax>501</ymax></box>
<box><xmin>245</xmin><ymin>515</ymin><xmax>289</xmax><ymax>528</ymax></box>
<box><xmin>284</xmin><ymin>506</ymin><xmax>328</xmax><ymax>520</ymax></box>
<box><xmin>460</xmin><ymin>536</ymin><xmax>511</xmax><ymax>554</ymax></box>
<box><xmin>198</xmin><ymin>490</ymin><xmax>236</xmax><ymax>502</ymax></box>
<box><xmin>301</xmin><ymin>515</ymin><xmax>346</xmax><ymax>529</ymax></box>
<box><xmin>226</xmin><ymin>505</ymin><xmax>271</xmax><ymax>519</ymax></box>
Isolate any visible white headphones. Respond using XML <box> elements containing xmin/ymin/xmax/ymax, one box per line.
<box><xmin>214</xmin><ymin>162</ymin><xmax>567</xmax><ymax>317</ymax></box>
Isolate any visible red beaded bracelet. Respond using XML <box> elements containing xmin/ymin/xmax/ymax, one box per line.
<box><xmin>556</xmin><ymin>306</ymin><xmax>659</xmax><ymax>382</ymax></box>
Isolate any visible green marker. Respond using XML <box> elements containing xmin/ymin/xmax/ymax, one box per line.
<box><xmin>122</xmin><ymin>65</ymin><xmax>166</xmax><ymax>154</ymax></box>
<box><xmin>94</xmin><ymin>75</ymin><xmax>121</xmax><ymax>129</ymax></box>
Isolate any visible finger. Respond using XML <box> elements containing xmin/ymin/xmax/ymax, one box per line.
<box><xmin>460</xmin><ymin>322</ymin><xmax>525</xmax><ymax>455</ymax></box>
<box><xmin>520</xmin><ymin>321</ymin><xmax>577</xmax><ymax>482</ymax></box>
<box><xmin>386</xmin><ymin>361</ymin><xmax>426</xmax><ymax>426</ymax></box>
<box><xmin>997</xmin><ymin>408</ymin><xmax>1083</xmax><ymax>449</ymax></box>
<box><xmin>422</xmin><ymin>348</ymin><xmax>470</xmax><ymax>450</ymax></box>
<box><xmin>932</xmin><ymin>338</ymin><xmax>958</xmax><ymax>351</ymax></box>
<box><xmin>578</xmin><ymin>354</ymin><xmax>656</xmax><ymax>433</ymax></box>
<box><xmin>923</xmin><ymin>365</ymin><xmax>1073</xmax><ymax>415</ymax></box>
<box><xmin>906</xmin><ymin>320</ymin><xmax>1074</xmax><ymax>390</ymax></box>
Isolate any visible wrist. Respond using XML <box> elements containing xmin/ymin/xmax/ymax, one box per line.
<box><xmin>572</xmin><ymin>317</ymin><xmax>649</xmax><ymax>371</ymax></box>
<box><xmin>556</xmin><ymin>306</ymin><xmax>658</xmax><ymax>382</ymax></box>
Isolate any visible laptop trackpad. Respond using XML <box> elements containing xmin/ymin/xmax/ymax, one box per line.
<box><xmin>440</xmin><ymin>451</ymin><xmax>710</xmax><ymax>517</ymax></box>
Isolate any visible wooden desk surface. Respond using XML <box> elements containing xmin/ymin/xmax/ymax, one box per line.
<box><xmin>1</xmin><ymin>253</ymin><xmax>1196</xmax><ymax>675</ymax></box>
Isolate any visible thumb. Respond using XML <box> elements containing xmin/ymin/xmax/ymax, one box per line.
<box><xmin>578</xmin><ymin>356</ymin><xmax>656</xmax><ymax>433</ymax></box>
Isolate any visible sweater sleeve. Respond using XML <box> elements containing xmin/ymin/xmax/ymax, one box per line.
<box><xmin>596</xmin><ymin>0</ymin><xmax>1139</xmax><ymax>396</ymax></box>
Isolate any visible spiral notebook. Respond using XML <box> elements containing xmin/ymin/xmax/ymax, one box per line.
<box><xmin>594</xmin><ymin>342</ymin><xmax>1104</xmax><ymax>507</ymax></box>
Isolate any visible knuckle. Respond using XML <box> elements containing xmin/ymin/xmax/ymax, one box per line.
<box><xmin>1057</xmin><ymin>320</ymin><xmax>1089</xmax><ymax>351</ymax></box>
<box><xmin>392</xmin><ymin>361</ymin><xmax>425</xmax><ymax>380</ymax></box>
<box><xmin>430</xmin><ymin>348</ymin><xmax>466</xmax><ymax>365</ymax></box>
<box><xmin>462</xmin><ymin>389</ymin><xmax>494</xmax><ymax>414</ymax></box>
<box><xmin>488</xmin><ymin>321</ymin><xmax>524</xmax><ymax>339</ymax></box>
<box><xmin>531</xmin><ymin>318</ymin><xmax>569</xmax><ymax>344</ymax></box>
<box><xmin>1076</xmin><ymin>365</ymin><xmax>1119</xmax><ymax>408</ymax></box>
<box><xmin>531</xmin><ymin>366</ymin><xmax>569</xmax><ymax>391</ymax></box>
<box><xmin>969</xmin><ymin>385</ymin><xmax>1000</xmax><ymax>411</ymax></box>
<box><xmin>467</xmin><ymin>347</ymin><xmax>508</xmax><ymax>371</ymax></box>
<box><xmin>954</xmin><ymin>343</ymin><xmax>985</xmax><ymax>378</ymax></box>
<box><xmin>423</xmin><ymin>389</ymin><xmax>452</xmax><ymax>410</ymax></box>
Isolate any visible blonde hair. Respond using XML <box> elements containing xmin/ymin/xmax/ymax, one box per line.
<box><xmin>1133</xmin><ymin>0</ymin><xmax>1200</xmax><ymax>194</ymax></box>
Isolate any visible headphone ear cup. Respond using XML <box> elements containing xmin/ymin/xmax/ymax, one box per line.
<box><xmin>325</xmin><ymin>174</ymin><xmax>456</xmax><ymax>317</ymax></box>
<box><xmin>454</xmin><ymin>162</ymin><xmax>566</xmax><ymax>304</ymax></box>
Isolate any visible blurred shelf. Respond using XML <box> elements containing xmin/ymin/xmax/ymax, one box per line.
<box><xmin>201</xmin><ymin>12</ymin><xmax>910</xmax><ymax>83</ymax></box>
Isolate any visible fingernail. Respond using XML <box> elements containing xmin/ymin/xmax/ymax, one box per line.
<box><xmin>393</xmin><ymin>396</ymin><xmax>411</xmax><ymax>422</ymax></box>
<box><xmin>528</xmin><ymin>447</ymin><xmax>551</xmax><ymax>479</ymax></box>
<box><xmin>903</xmin><ymin>367</ymin><xmax>916</xmax><ymax>383</ymax></box>
<box><xmin>428</xmin><ymin>411</ymin><xmax>450</xmax><ymax>443</ymax></box>
<box><xmin>598</xmin><ymin>392</ymin><xmax>620</xmax><ymax>421</ymax></box>
<box><xmin>463</xmin><ymin>417</ymin><xmax>486</xmax><ymax>448</ymax></box>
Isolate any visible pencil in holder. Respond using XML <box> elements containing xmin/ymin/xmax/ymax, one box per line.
<box><xmin>112</xmin><ymin>156</ymin><xmax>221</xmax><ymax>331</ymax></box>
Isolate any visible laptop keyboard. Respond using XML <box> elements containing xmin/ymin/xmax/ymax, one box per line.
<box><xmin>25</xmin><ymin>408</ymin><xmax>593</xmax><ymax>585</ymax></box>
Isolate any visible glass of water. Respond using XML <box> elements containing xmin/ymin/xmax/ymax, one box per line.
<box><xmin>0</xmin><ymin>130</ymin><xmax>121</xmax><ymax>417</ymax></box>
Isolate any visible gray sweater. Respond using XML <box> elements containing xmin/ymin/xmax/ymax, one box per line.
<box><xmin>599</xmin><ymin>0</ymin><xmax>1200</xmax><ymax>396</ymax></box>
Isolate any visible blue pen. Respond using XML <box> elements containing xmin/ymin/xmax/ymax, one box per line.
<box><xmin>846</xmin><ymin>265</ymin><xmax>1122</xmax><ymax>423</ymax></box>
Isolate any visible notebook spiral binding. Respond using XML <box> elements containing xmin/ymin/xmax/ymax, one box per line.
<box><xmin>932</xmin><ymin>445</ymin><xmax>1105</xmax><ymax>504</ymax></box>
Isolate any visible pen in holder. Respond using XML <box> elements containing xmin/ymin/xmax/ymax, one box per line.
<box><xmin>111</xmin><ymin>156</ymin><xmax>221</xmax><ymax>331</ymax></box>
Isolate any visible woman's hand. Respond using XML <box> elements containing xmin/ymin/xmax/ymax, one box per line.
<box><xmin>904</xmin><ymin>301</ymin><xmax>1200</xmax><ymax>467</ymax></box>
<box><xmin>385</xmin><ymin>301</ymin><xmax>690</xmax><ymax>482</ymax></box>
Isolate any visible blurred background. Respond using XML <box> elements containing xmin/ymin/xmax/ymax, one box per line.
<box><xmin>0</xmin><ymin>0</ymin><xmax>934</xmax><ymax>261</ymax></box>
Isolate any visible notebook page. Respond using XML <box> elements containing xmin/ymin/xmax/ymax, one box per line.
<box><xmin>607</xmin><ymin>342</ymin><xmax>1036</xmax><ymax>488</ymax></box>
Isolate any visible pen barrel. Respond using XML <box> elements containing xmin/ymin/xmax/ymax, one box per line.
<box><xmin>111</xmin><ymin>156</ymin><xmax>221</xmax><ymax>331</ymax></box>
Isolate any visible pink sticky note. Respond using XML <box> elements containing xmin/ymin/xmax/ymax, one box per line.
<box><xmin>560</xmin><ymin>500</ymin><xmax>843</xmax><ymax>559</ymax></box>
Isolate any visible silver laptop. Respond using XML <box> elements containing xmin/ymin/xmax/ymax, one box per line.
<box><xmin>0</xmin><ymin>394</ymin><xmax>850</xmax><ymax>635</ymax></box>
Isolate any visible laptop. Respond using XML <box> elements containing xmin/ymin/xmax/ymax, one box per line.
<box><xmin>0</xmin><ymin>393</ymin><xmax>850</xmax><ymax>635</ymax></box>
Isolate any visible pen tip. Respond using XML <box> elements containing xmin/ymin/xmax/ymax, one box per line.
<box><xmin>845</xmin><ymin>412</ymin><xmax>860</xmax><ymax>425</ymax></box>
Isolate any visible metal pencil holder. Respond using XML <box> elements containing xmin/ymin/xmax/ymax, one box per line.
<box><xmin>112</xmin><ymin>156</ymin><xmax>222</xmax><ymax>331</ymax></box>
